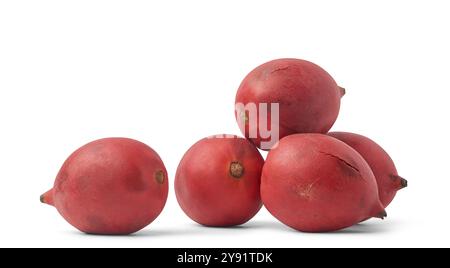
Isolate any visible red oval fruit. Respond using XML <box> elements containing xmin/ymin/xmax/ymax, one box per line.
<box><xmin>40</xmin><ymin>138</ymin><xmax>168</xmax><ymax>235</ymax></box>
<box><xmin>235</xmin><ymin>58</ymin><xmax>344</xmax><ymax>149</ymax></box>
<box><xmin>328</xmin><ymin>132</ymin><xmax>407</xmax><ymax>208</ymax></box>
<box><xmin>175</xmin><ymin>135</ymin><xmax>264</xmax><ymax>226</ymax></box>
<box><xmin>261</xmin><ymin>134</ymin><xmax>385</xmax><ymax>232</ymax></box>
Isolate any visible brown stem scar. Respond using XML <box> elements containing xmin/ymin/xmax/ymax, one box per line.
<box><xmin>230</xmin><ymin>162</ymin><xmax>244</xmax><ymax>179</ymax></box>
<box><xmin>155</xmin><ymin>170</ymin><xmax>165</xmax><ymax>184</ymax></box>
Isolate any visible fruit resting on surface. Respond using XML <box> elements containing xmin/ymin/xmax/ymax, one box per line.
<box><xmin>175</xmin><ymin>135</ymin><xmax>264</xmax><ymax>227</ymax></box>
<box><xmin>261</xmin><ymin>134</ymin><xmax>386</xmax><ymax>232</ymax></box>
<box><xmin>41</xmin><ymin>138</ymin><xmax>168</xmax><ymax>235</ymax></box>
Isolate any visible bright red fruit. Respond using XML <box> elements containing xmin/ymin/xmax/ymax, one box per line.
<box><xmin>175</xmin><ymin>135</ymin><xmax>264</xmax><ymax>226</ymax></box>
<box><xmin>261</xmin><ymin>134</ymin><xmax>386</xmax><ymax>232</ymax></box>
<box><xmin>328</xmin><ymin>132</ymin><xmax>407</xmax><ymax>208</ymax></box>
<box><xmin>41</xmin><ymin>138</ymin><xmax>168</xmax><ymax>235</ymax></box>
<box><xmin>235</xmin><ymin>58</ymin><xmax>344</xmax><ymax>149</ymax></box>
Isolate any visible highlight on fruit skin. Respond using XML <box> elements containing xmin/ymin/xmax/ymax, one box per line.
<box><xmin>235</xmin><ymin>58</ymin><xmax>344</xmax><ymax>150</ymax></box>
<box><xmin>328</xmin><ymin>131</ymin><xmax>407</xmax><ymax>208</ymax></box>
<box><xmin>261</xmin><ymin>133</ymin><xmax>386</xmax><ymax>232</ymax></box>
<box><xmin>41</xmin><ymin>137</ymin><xmax>169</xmax><ymax>235</ymax></box>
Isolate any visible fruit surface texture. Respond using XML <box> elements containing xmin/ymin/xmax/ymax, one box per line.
<box><xmin>235</xmin><ymin>58</ymin><xmax>343</xmax><ymax>149</ymax></box>
<box><xmin>41</xmin><ymin>138</ymin><xmax>168</xmax><ymax>235</ymax></box>
<box><xmin>261</xmin><ymin>134</ymin><xmax>385</xmax><ymax>232</ymax></box>
<box><xmin>328</xmin><ymin>132</ymin><xmax>407</xmax><ymax>208</ymax></box>
<box><xmin>175</xmin><ymin>135</ymin><xmax>264</xmax><ymax>226</ymax></box>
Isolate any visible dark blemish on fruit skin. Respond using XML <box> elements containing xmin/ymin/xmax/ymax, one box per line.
<box><xmin>271</xmin><ymin>66</ymin><xmax>290</xmax><ymax>74</ymax></box>
<box><xmin>261</xmin><ymin>66</ymin><xmax>290</xmax><ymax>80</ymax></box>
<box><xmin>85</xmin><ymin>215</ymin><xmax>107</xmax><ymax>232</ymax></box>
<box><xmin>318</xmin><ymin>151</ymin><xmax>361</xmax><ymax>177</ymax></box>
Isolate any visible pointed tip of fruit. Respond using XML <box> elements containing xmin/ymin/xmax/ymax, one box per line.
<box><xmin>400</xmin><ymin>177</ymin><xmax>408</xmax><ymax>189</ymax></box>
<box><xmin>374</xmin><ymin>209</ymin><xmax>387</xmax><ymax>220</ymax></box>
<box><xmin>390</xmin><ymin>174</ymin><xmax>408</xmax><ymax>190</ymax></box>
<box><xmin>40</xmin><ymin>189</ymin><xmax>55</xmax><ymax>206</ymax></box>
<box><xmin>339</xmin><ymin>86</ymin><xmax>346</xmax><ymax>97</ymax></box>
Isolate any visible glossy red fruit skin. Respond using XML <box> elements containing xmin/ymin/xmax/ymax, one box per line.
<box><xmin>235</xmin><ymin>58</ymin><xmax>343</xmax><ymax>149</ymax></box>
<box><xmin>175</xmin><ymin>135</ymin><xmax>264</xmax><ymax>227</ymax></box>
<box><xmin>328</xmin><ymin>132</ymin><xmax>407</xmax><ymax>208</ymax></box>
<box><xmin>261</xmin><ymin>134</ymin><xmax>385</xmax><ymax>232</ymax></box>
<box><xmin>42</xmin><ymin>138</ymin><xmax>168</xmax><ymax>235</ymax></box>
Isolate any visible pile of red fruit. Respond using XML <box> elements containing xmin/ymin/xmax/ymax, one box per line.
<box><xmin>42</xmin><ymin>58</ymin><xmax>407</xmax><ymax>234</ymax></box>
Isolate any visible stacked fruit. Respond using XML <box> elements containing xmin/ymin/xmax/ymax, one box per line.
<box><xmin>42</xmin><ymin>58</ymin><xmax>407</xmax><ymax>234</ymax></box>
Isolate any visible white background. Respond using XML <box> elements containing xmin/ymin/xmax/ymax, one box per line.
<box><xmin>0</xmin><ymin>0</ymin><xmax>449</xmax><ymax>248</ymax></box>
